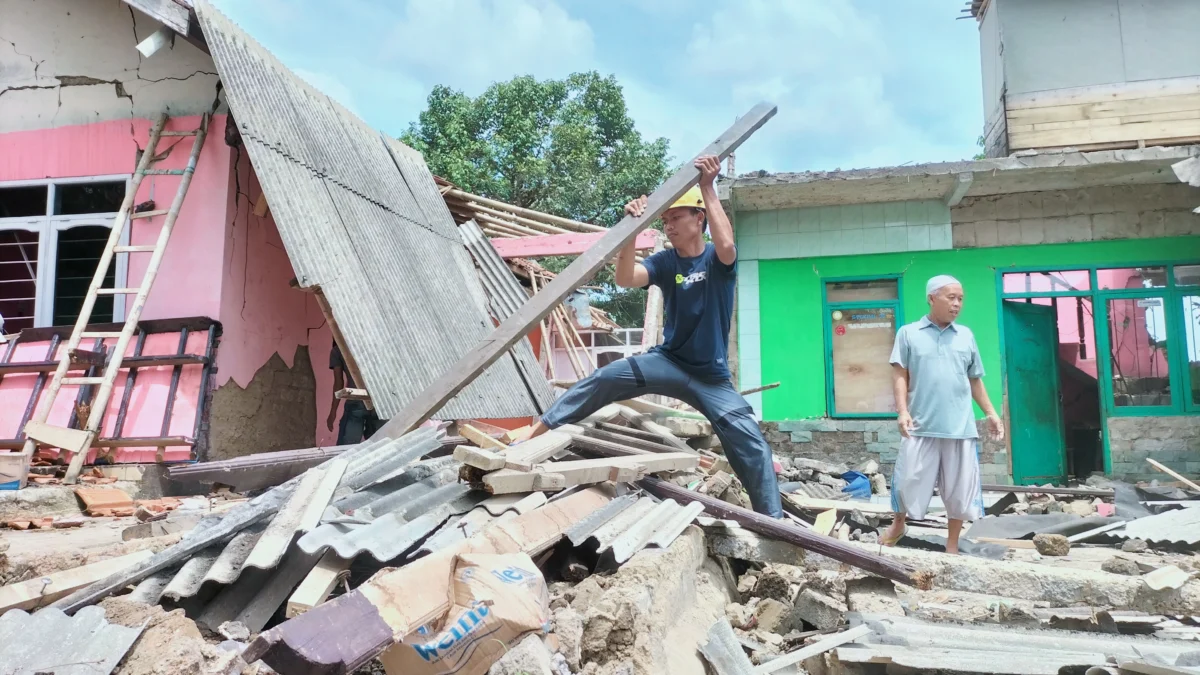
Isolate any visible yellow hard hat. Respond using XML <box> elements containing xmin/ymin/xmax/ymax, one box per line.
<box><xmin>666</xmin><ymin>185</ymin><xmax>705</xmax><ymax>212</ymax></box>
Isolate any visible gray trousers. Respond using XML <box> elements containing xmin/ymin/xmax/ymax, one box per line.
<box><xmin>542</xmin><ymin>351</ymin><xmax>783</xmax><ymax>517</ymax></box>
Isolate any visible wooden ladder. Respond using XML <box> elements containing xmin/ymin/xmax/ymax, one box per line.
<box><xmin>20</xmin><ymin>112</ymin><xmax>210</xmax><ymax>485</ymax></box>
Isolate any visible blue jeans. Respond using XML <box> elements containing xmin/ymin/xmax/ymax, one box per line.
<box><xmin>542</xmin><ymin>352</ymin><xmax>783</xmax><ymax>518</ymax></box>
<box><xmin>338</xmin><ymin>402</ymin><xmax>382</xmax><ymax>445</ymax></box>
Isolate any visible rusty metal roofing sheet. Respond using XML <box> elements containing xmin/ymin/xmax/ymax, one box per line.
<box><xmin>193</xmin><ymin>0</ymin><xmax>542</xmax><ymax>420</ymax></box>
<box><xmin>0</xmin><ymin>606</ymin><xmax>144</xmax><ymax>675</ymax></box>
<box><xmin>1114</xmin><ymin>507</ymin><xmax>1200</xmax><ymax>545</ymax></box>
<box><xmin>459</xmin><ymin>219</ymin><xmax>556</xmax><ymax>411</ymax></box>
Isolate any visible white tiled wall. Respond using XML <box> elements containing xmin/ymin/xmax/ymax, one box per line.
<box><xmin>736</xmin><ymin>200</ymin><xmax>952</xmax><ymax>261</ymax></box>
<box><xmin>736</xmin><ymin>260</ymin><xmax>763</xmax><ymax>415</ymax></box>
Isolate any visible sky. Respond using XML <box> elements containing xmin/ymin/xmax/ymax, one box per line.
<box><xmin>209</xmin><ymin>0</ymin><xmax>985</xmax><ymax>174</ymax></box>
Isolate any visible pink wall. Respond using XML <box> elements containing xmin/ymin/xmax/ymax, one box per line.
<box><xmin>0</xmin><ymin>115</ymin><xmax>339</xmax><ymax>457</ymax></box>
<box><xmin>0</xmin><ymin>116</ymin><xmax>233</xmax><ymax>321</ymax></box>
<box><xmin>219</xmin><ymin>155</ymin><xmax>338</xmax><ymax>447</ymax></box>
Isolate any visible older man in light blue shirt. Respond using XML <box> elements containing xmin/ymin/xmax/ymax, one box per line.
<box><xmin>880</xmin><ymin>275</ymin><xmax>1003</xmax><ymax>554</ymax></box>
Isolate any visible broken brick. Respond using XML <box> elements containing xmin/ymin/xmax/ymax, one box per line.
<box><xmin>75</xmin><ymin>487</ymin><xmax>134</xmax><ymax>516</ymax></box>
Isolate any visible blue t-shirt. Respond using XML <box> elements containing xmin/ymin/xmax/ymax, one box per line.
<box><xmin>641</xmin><ymin>243</ymin><xmax>736</xmax><ymax>382</ymax></box>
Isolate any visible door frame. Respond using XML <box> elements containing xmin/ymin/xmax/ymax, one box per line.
<box><xmin>996</xmin><ymin>262</ymin><xmax>1200</xmax><ymax>479</ymax></box>
<box><xmin>1001</xmin><ymin>299</ymin><xmax>1067</xmax><ymax>484</ymax></box>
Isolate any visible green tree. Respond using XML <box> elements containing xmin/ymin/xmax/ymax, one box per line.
<box><xmin>402</xmin><ymin>72</ymin><xmax>671</xmax><ymax>327</ymax></box>
<box><xmin>973</xmin><ymin>135</ymin><xmax>987</xmax><ymax>160</ymax></box>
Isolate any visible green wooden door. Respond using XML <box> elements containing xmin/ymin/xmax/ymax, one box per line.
<box><xmin>1003</xmin><ymin>301</ymin><xmax>1067</xmax><ymax>484</ymax></box>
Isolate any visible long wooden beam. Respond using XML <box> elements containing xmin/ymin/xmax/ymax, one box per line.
<box><xmin>639</xmin><ymin>477</ymin><xmax>932</xmax><ymax>590</ymax></box>
<box><xmin>374</xmin><ymin>103</ymin><xmax>777</xmax><ymax>438</ymax></box>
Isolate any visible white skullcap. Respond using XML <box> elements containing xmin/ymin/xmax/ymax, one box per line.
<box><xmin>926</xmin><ymin>275</ymin><xmax>961</xmax><ymax>296</ymax></box>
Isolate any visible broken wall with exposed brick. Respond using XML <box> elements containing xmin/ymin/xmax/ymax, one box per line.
<box><xmin>762</xmin><ymin>419</ymin><xmax>1011</xmax><ymax>485</ymax></box>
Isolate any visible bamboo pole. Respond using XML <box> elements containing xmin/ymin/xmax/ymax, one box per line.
<box><xmin>444</xmin><ymin>188</ymin><xmax>606</xmax><ymax>233</ymax></box>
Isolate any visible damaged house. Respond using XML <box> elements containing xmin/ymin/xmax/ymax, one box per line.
<box><xmin>724</xmin><ymin>0</ymin><xmax>1200</xmax><ymax>487</ymax></box>
<box><xmin>0</xmin><ymin>0</ymin><xmax>626</xmax><ymax>489</ymax></box>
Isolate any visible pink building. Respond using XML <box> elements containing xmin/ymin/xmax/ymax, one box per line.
<box><xmin>0</xmin><ymin>0</ymin><xmax>351</xmax><ymax>481</ymax></box>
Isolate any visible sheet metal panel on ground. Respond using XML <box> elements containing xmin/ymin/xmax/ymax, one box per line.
<box><xmin>193</xmin><ymin>0</ymin><xmax>545</xmax><ymax>420</ymax></box>
<box><xmin>125</xmin><ymin>428</ymin><xmax>699</xmax><ymax>634</ymax></box>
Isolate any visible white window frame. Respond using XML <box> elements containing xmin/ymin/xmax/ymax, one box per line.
<box><xmin>0</xmin><ymin>175</ymin><xmax>131</xmax><ymax>328</ymax></box>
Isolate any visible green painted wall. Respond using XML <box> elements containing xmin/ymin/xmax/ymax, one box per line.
<box><xmin>758</xmin><ymin>236</ymin><xmax>1200</xmax><ymax>421</ymax></box>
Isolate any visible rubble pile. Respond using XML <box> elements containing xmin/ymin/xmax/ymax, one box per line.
<box><xmin>2</xmin><ymin>403</ymin><xmax>1200</xmax><ymax>675</ymax></box>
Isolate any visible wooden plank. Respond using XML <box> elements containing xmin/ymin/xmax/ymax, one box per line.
<box><xmin>564</xmin><ymin>433</ymin><xmax>652</xmax><ymax>460</ymax></box>
<box><xmin>23</xmin><ymin>420</ymin><xmax>90</xmax><ymax>453</ymax></box>
<box><xmin>1009</xmin><ymin>108</ymin><xmax>1200</xmax><ymax>134</ymax></box>
<box><xmin>0</xmin><ymin>550</ymin><xmax>153</xmax><ymax>613</ymax></box>
<box><xmin>783</xmin><ymin>494</ymin><xmax>893</xmax><ymax>515</ymax></box>
<box><xmin>641</xmin><ymin>477</ymin><xmax>930</xmax><ymax>589</ymax></box>
<box><xmin>1010</xmin><ymin>118</ymin><xmax>1200</xmax><ymax>150</ymax></box>
<box><xmin>334</xmin><ymin>388</ymin><xmax>370</xmax><ymax>401</ymax></box>
<box><xmin>483</xmin><ymin>452</ymin><xmax>698</xmax><ymax>494</ymax></box>
<box><xmin>253</xmin><ymin>192</ymin><xmax>270</xmax><ymax>217</ymax></box>
<box><xmin>813</xmin><ymin>509</ymin><xmax>837</xmax><ymax>536</ymax></box>
<box><xmin>374</xmin><ymin>104</ymin><xmax>776</xmax><ymax>438</ymax></box>
<box><xmin>615</xmin><ymin>405</ymin><xmax>696</xmax><ymax>453</ymax></box>
<box><xmin>1007</xmin><ymin>92</ymin><xmax>1200</xmax><ymax>125</ymax></box>
<box><xmin>1147</xmin><ymin>458</ymin><xmax>1200</xmax><ymax>493</ymax></box>
<box><xmin>286</xmin><ymin>551</ymin><xmax>351</xmax><ymax>618</ymax></box>
<box><xmin>580</xmin><ymin>426</ymin><xmax>683</xmax><ymax>454</ymax></box>
<box><xmin>458</xmin><ymin>424</ymin><xmax>507</xmax><ymax>451</ymax></box>
<box><xmin>491</xmin><ymin>229</ymin><xmax>659</xmax><ymax>258</ymax></box>
<box><xmin>1007</xmin><ymin>76</ymin><xmax>1200</xmax><ymax>111</ymax></box>
<box><xmin>619</xmin><ymin>397</ymin><xmax>707</xmax><ymax>420</ymax></box>
<box><xmin>502</xmin><ymin>425</ymin><xmax>532</xmax><ymax>444</ymax></box>
<box><xmin>504</xmin><ymin>430</ymin><xmax>574</xmax><ymax>471</ymax></box>
<box><xmin>454</xmin><ymin>444</ymin><xmax>507</xmax><ymax>471</ymax></box>
<box><xmin>754</xmin><ymin>624</ymin><xmax>872</xmax><ymax>674</ymax></box>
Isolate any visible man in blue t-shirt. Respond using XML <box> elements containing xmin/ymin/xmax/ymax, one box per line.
<box><xmin>517</xmin><ymin>155</ymin><xmax>782</xmax><ymax>518</ymax></box>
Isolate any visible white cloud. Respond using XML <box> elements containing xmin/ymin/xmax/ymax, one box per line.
<box><xmin>380</xmin><ymin>0</ymin><xmax>595</xmax><ymax>92</ymax></box>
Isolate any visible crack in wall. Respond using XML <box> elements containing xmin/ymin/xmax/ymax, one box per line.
<box><xmin>1</xmin><ymin>34</ymin><xmax>45</xmax><ymax>80</ymax></box>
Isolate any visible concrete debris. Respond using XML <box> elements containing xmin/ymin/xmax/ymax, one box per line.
<box><xmin>1033</xmin><ymin>533</ymin><xmax>1071</xmax><ymax>556</ymax></box>
<box><xmin>1123</xmin><ymin>538</ymin><xmax>1150</xmax><ymax>553</ymax></box>
<box><xmin>552</xmin><ymin>606</ymin><xmax>585</xmax><ymax>670</ymax></box>
<box><xmin>1102</xmin><ymin>556</ymin><xmax>1143</xmax><ymax>576</ymax></box>
<box><xmin>725</xmin><ymin>602</ymin><xmax>754</xmax><ymax>630</ymax></box>
<box><xmin>660</xmin><ymin>417</ymin><xmax>712</xmax><ymax>438</ymax></box>
<box><xmin>753</xmin><ymin>569</ymin><xmax>793</xmax><ymax>604</ymax></box>
<box><xmin>792</xmin><ymin>588</ymin><xmax>847</xmax><ymax>630</ymax></box>
<box><xmin>488</xmin><ymin>634</ymin><xmax>554</xmax><ymax>675</ymax></box>
<box><xmin>754</xmin><ymin>598</ymin><xmax>792</xmax><ymax>634</ymax></box>
<box><xmin>218</xmin><ymin>620</ymin><xmax>252</xmax><ymax>641</ymax></box>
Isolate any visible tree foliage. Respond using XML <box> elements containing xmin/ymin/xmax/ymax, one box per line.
<box><xmin>402</xmin><ymin>72</ymin><xmax>671</xmax><ymax>326</ymax></box>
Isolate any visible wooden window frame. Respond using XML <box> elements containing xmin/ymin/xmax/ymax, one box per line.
<box><xmin>822</xmin><ymin>275</ymin><xmax>903</xmax><ymax>419</ymax></box>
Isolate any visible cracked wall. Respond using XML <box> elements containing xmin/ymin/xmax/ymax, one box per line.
<box><xmin>0</xmin><ymin>0</ymin><xmax>222</xmax><ymax>133</ymax></box>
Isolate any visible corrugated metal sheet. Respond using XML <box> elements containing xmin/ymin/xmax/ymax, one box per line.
<box><xmin>153</xmin><ymin>430</ymin><xmax>443</xmax><ymax>604</ymax></box>
<box><xmin>1116</xmin><ymin>507</ymin><xmax>1200</xmax><ymax>545</ymax></box>
<box><xmin>0</xmin><ymin>605</ymin><xmax>144</xmax><ymax>675</ymax></box>
<box><xmin>416</xmin><ymin>492</ymin><xmax>549</xmax><ymax>557</ymax></box>
<box><xmin>193</xmin><ymin>0</ymin><xmax>542</xmax><ymax>420</ymax></box>
<box><xmin>565</xmin><ymin>495</ymin><xmax>704</xmax><ymax>563</ymax></box>
<box><xmin>297</xmin><ymin>483</ymin><xmax>482</xmax><ymax>561</ymax></box>
<box><xmin>459</xmin><ymin>219</ymin><xmax>556</xmax><ymax>411</ymax></box>
<box><xmin>783</xmin><ymin>482</ymin><xmax>851</xmax><ymax>501</ymax></box>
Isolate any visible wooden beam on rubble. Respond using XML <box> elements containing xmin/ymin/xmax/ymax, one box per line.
<box><xmin>639</xmin><ymin>477</ymin><xmax>932</xmax><ymax>590</ymax></box>
<box><xmin>373</xmin><ymin>103</ymin><xmax>777</xmax><ymax>438</ymax></box>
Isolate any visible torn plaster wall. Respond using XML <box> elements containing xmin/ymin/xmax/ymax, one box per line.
<box><xmin>206</xmin><ymin>345</ymin><xmax>317</xmax><ymax>461</ymax></box>
<box><xmin>215</xmin><ymin>152</ymin><xmax>339</xmax><ymax>447</ymax></box>
<box><xmin>0</xmin><ymin>0</ymin><xmax>223</xmax><ymax>133</ymax></box>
